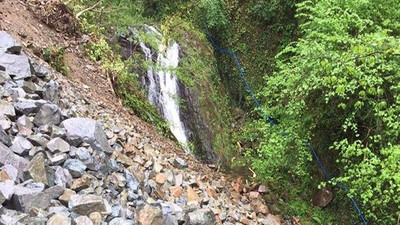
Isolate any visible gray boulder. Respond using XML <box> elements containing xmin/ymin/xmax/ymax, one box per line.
<box><xmin>14</xmin><ymin>99</ymin><xmax>41</xmax><ymax>115</ymax></box>
<box><xmin>47</xmin><ymin>137</ymin><xmax>70</xmax><ymax>153</ymax></box>
<box><xmin>33</xmin><ymin>63</ymin><xmax>51</xmax><ymax>78</ymax></box>
<box><xmin>27</xmin><ymin>153</ymin><xmax>48</xmax><ymax>185</ymax></box>
<box><xmin>47</xmin><ymin>213</ymin><xmax>71</xmax><ymax>225</ymax></box>
<box><xmin>0</xmin><ymin>164</ymin><xmax>18</xmax><ymax>182</ymax></box>
<box><xmin>109</xmin><ymin>218</ymin><xmax>137</xmax><ymax>225</ymax></box>
<box><xmin>0</xmin><ymin>179</ymin><xmax>15</xmax><ymax>200</ymax></box>
<box><xmin>0</xmin><ymin>71</ymin><xmax>11</xmax><ymax>85</ymax></box>
<box><xmin>11</xmin><ymin>185</ymin><xmax>51</xmax><ymax>212</ymax></box>
<box><xmin>184</xmin><ymin>209</ymin><xmax>216</xmax><ymax>225</ymax></box>
<box><xmin>42</xmin><ymin>80</ymin><xmax>59</xmax><ymax>104</ymax></box>
<box><xmin>0</xmin><ymin>52</ymin><xmax>31</xmax><ymax>80</ymax></box>
<box><xmin>0</xmin><ymin>31</ymin><xmax>22</xmax><ymax>54</ymax></box>
<box><xmin>62</xmin><ymin>118</ymin><xmax>113</xmax><ymax>153</ymax></box>
<box><xmin>63</xmin><ymin>159</ymin><xmax>86</xmax><ymax>178</ymax></box>
<box><xmin>53</xmin><ymin>166</ymin><xmax>73</xmax><ymax>187</ymax></box>
<box><xmin>33</xmin><ymin>103</ymin><xmax>61</xmax><ymax>127</ymax></box>
<box><xmin>0</xmin><ymin>100</ymin><xmax>16</xmax><ymax>119</ymax></box>
<box><xmin>0</xmin><ymin>142</ymin><xmax>29</xmax><ymax>179</ymax></box>
<box><xmin>0</xmin><ymin>125</ymin><xmax>11</xmax><ymax>146</ymax></box>
<box><xmin>10</xmin><ymin>136</ymin><xmax>32</xmax><ymax>155</ymax></box>
<box><xmin>68</xmin><ymin>194</ymin><xmax>107</xmax><ymax>215</ymax></box>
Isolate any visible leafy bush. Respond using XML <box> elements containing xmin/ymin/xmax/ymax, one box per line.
<box><xmin>248</xmin><ymin>0</ymin><xmax>400</xmax><ymax>223</ymax></box>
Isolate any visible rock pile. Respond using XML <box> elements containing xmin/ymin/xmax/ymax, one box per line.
<box><xmin>0</xmin><ymin>31</ymin><xmax>282</xmax><ymax>225</ymax></box>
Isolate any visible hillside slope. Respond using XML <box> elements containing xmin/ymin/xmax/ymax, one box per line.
<box><xmin>0</xmin><ymin>0</ymin><xmax>285</xmax><ymax>224</ymax></box>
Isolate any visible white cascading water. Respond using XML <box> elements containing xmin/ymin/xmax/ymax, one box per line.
<box><xmin>139</xmin><ymin>27</ymin><xmax>189</xmax><ymax>151</ymax></box>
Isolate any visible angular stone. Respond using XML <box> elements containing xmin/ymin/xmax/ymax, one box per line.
<box><xmin>249</xmin><ymin>191</ymin><xmax>260</xmax><ymax>200</ymax></box>
<box><xmin>88</xmin><ymin>212</ymin><xmax>102</xmax><ymax>225</ymax></box>
<box><xmin>44</xmin><ymin>184</ymin><xmax>65</xmax><ymax>199</ymax></box>
<box><xmin>11</xmin><ymin>185</ymin><xmax>51</xmax><ymax>212</ymax></box>
<box><xmin>71</xmin><ymin>174</ymin><xmax>91</xmax><ymax>191</ymax></box>
<box><xmin>27</xmin><ymin>134</ymin><xmax>48</xmax><ymax>146</ymax></box>
<box><xmin>68</xmin><ymin>194</ymin><xmax>106</xmax><ymax>215</ymax></box>
<box><xmin>16</xmin><ymin>115</ymin><xmax>33</xmax><ymax>136</ymax></box>
<box><xmin>109</xmin><ymin>172</ymin><xmax>126</xmax><ymax>187</ymax></box>
<box><xmin>109</xmin><ymin>218</ymin><xmax>137</xmax><ymax>225</ymax></box>
<box><xmin>0</xmin><ymin>125</ymin><xmax>11</xmax><ymax>146</ymax></box>
<box><xmin>155</xmin><ymin>173</ymin><xmax>166</xmax><ymax>185</ymax></box>
<box><xmin>174</xmin><ymin>173</ymin><xmax>183</xmax><ymax>187</ymax></box>
<box><xmin>185</xmin><ymin>209</ymin><xmax>216</xmax><ymax>225</ymax></box>
<box><xmin>0</xmin><ymin>71</ymin><xmax>11</xmax><ymax>85</ymax></box>
<box><xmin>49</xmin><ymin>153</ymin><xmax>68</xmax><ymax>166</ymax></box>
<box><xmin>173</xmin><ymin>157</ymin><xmax>187</xmax><ymax>169</ymax></box>
<box><xmin>75</xmin><ymin>216</ymin><xmax>94</xmax><ymax>225</ymax></box>
<box><xmin>0</xmin><ymin>114</ymin><xmax>11</xmax><ymax>130</ymax></box>
<box><xmin>59</xmin><ymin>189</ymin><xmax>75</xmax><ymax>205</ymax></box>
<box><xmin>28</xmin><ymin>152</ymin><xmax>48</xmax><ymax>185</ymax></box>
<box><xmin>47</xmin><ymin>137</ymin><xmax>70</xmax><ymax>153</ymax></box>
<box><xmin>0</xmin><ymin>142</ymin><xmax>29</xmax><ymax>179</ymax></box>
<box><xmin>206</xmin><ymin>188</ymin><xmax>218</xmax><ymax>200</ymax></box>
<box><xmin>0</xmin><ymin>179</ymin><xmax>15</xmax><ymax>200</ymax></box>
<box><xmin>14</xmin><ymin>99</ymin><xmax>44</xmax><ymax>115</ymax></box>
<box><xmin>22</xmin><ymin>217</ymin><xmax>47</xmax><ymax>225</ymax></box>
<box><xmin>186</xmin><ymin>186</ymin><xmax>201</xmax><ymax>202</ymax></box>
<box><xmin>62</xmin><ymin>118</ymin><xmax>113</xmax><ymax>153</ymax></box>
<box><xmin>47</xmin><ymin>213</ymin><xmax>71</xmax><ymax>225</ymax></box>
<box><xmin>33</xmin><ymin>64</ymin><xmax>51</xmax><ymax>78</ymax></box>
<box><xmin>136</xmin><ymin>204</ymin><xmax>163</xmax><ymax>225</ymax></box>
<box><xmin>63</xmin><ymin>159</ymin><xmax>86</xmax><ymax>178</ymax></box>
<box><xmin>258</xmin><ymin>185</ymin><xmax>267</xmax><ymax>193</ymax></box>
<box><xmin>124</xmin><ymin>169</ymin><xmax>140</xmax><ymax>192</ymax></box>
<box><xmin>54</xmin><ymin>166</ymin><xmax>73</xmax><ymax>187</ymax></box>
<box><xmin>0</xmin><ymin>208</ymin><xmax>28</xmax><ymax>225</ymax></box>
<box><xmin>17</xmin><ymin>80</ymin><xmax>40</xmax><ymax>94</ymax></box>
<box><xmin>0</xmin><ymin>31</ymin><xmax>22</xmax><ymax>54</ymax></box>
<box><xmin>51</xmin><ymin>126</ymin><xmax>66</xmax><ymax>139</ymax></box>
<box><xmin>0</xmin><ymin>165</ymin><xmax>18</xmax><ymax>182</ymax></box>
<box><xmin>261</xmin><ymin>214</ymin><xmax>281</xmax><ymax>225</ymax></box>
<box><xmin>169</xmin><ymin>186</ymin><xmax>183</xmax><ymax>198</ymax></box>
<box><xmin>48</xmin><ymin>205</ymin><xmax>70</xmax><ymax>217</ymax></box>
<box><xmin>0</xmin><ymin>100</ymin><xmax>15</xmax><ymax>119</ymax></box>
<box><xmin>113</xmin><ymin>151</ymin><xmax>134</xmax><ymax>166</ymax></box>
<box><xmin>10</xmin><ymin>136</ymin><xmax>32</xmax><ymax>155</ymax></box>
<box><xmin>42</xmin><ymin>80</ymin><xmax>59</xmax><ymax>104</ymax></box>
<box><xmin>33</xmin><ymin>103</ymin><xmax>61</xmax><ymax>127</ymax></box>
<box><xmin>76</xmin><ymin>147</ymin><xmax>92</xmax><ymax>163</ymax></box>
<box><xmin>0</xmin><ymin>52</ymin><xmax>32</xmax><ymax>80</ymax></box>
<box><xmin>251</xmin><ymin>200</ymin><xmax>269</xmax><ymax>215</ymax></box>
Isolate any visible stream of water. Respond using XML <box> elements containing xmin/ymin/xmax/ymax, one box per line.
<box><xmin>139</xmin><ymin>27</ymin><xmax>189</xmax><ymax>151</ymax></box>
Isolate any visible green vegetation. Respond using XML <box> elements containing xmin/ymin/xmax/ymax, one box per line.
<box><xmin>67</xmin><ymin>0</ymin><xmax>400</xmax><ymax>223</ymax></box>
<box><xmin>246</xmin><ymin>0</ymin><xmax>400</xmax><ymax>223</ymax></box>
<box><xmin>41</xmin><ymin>46</ymin><xmax>68</xmax><ymax>76</ymax></box>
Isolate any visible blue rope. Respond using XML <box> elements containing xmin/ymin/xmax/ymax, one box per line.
<box><xmin>204</xmin><ymin>22</ymin><xmax>368</xmax><ymax>225</ymax></box>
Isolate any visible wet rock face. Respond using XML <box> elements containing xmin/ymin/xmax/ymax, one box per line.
<box><xmin>118</xmin><ymin>31</ymin><xmax>222</xmax><ymax>163</ymax></box>
<box><xmin>0</xmin><ymin>30</ymin><xmax>284</xmax><ymax>225</ymax></box>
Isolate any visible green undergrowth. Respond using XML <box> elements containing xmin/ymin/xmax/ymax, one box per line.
<box><xmin>68</xmin><ymin>1</ymin><xmax>170</xmax><ymax>135</ymax></box>
<box><xmin>41</xmin><ymin>46</ymin><xmax>69</xmax><ymax>76</ymax></box>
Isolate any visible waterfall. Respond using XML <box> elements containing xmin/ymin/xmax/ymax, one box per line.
<box><xmin>138</xmin><ymin>27</ymin><xmax>189</xmax><ymax>151</ymax></box>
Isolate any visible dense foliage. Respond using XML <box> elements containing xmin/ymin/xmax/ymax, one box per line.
<box><xmin>69</xmin><ymin>0</ymin><xmax>400</xmax><ymax>223</ymax></box>
<box><xmin>247</xmin><ymin>0</ymin><xmax>400</xmax><ymax>223</ymax></box>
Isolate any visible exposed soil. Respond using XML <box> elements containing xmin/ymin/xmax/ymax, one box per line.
<box><xmin>0</xmin><ymin>0</ymin><xmax>220</xmax><ymax>177</ymax></box>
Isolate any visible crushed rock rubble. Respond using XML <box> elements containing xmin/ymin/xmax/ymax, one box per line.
<box><xmin>0</xmin><ymin>31</ymin><xmax>284</xmax><ymax>225</ymax></box>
